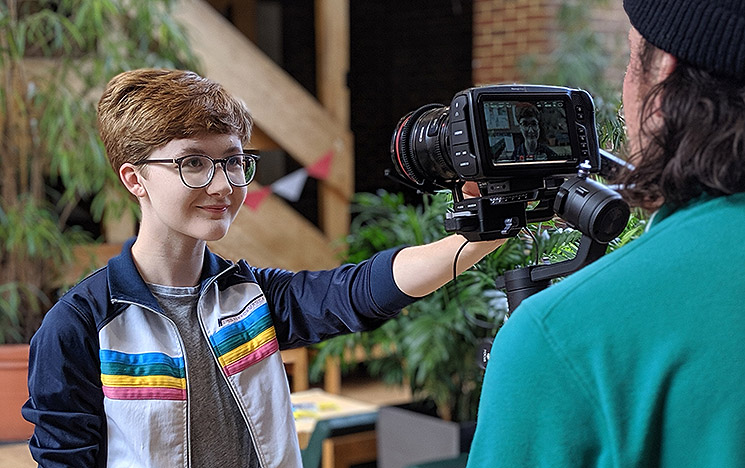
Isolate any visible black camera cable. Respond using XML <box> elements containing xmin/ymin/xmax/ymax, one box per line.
<box><xmin>451</xmin><ymin>237</ymin><xmax>507</xmax><ymax>371</ymax></box>
<box><xmin>451</xmin><ymin>238</ymin><xmax>506</xmax><ymax>332</ymax></box>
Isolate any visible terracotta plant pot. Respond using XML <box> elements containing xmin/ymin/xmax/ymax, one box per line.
<box><xmin>0</xmin><ymin>344</ymin><xmax>34</xmax><ymax>441</ymax></box>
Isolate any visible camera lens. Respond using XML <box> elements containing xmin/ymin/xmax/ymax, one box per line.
<box><xmin>554</xmin><ymin>177</ymin><xmax>630</xmax><ymax>243</ymax></box>
<box><xmin>390</xmin><ymin>103</ymin><xmax>458</xmax><ymax>190</ymax></box>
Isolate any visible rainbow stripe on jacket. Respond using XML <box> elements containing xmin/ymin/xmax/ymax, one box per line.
<box><xmin>209</xmin><ymin>302</ymin><xmax>279</xmax><ymax>376</ymax></box>
<box><xmin>100</xmin><ymin>302</ymin><xmax>279</xmax><ymax>400</ymax></box>
<box><xmin>100</xmin><ymin>350</ymin><xmax>187</xmax><ymax>400</ymax></box>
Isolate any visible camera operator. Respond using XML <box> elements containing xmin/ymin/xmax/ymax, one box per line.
<box><xmin>467</xmin><ymin>1</ymin><xmax>745</xmax><ymax>466</ymax></box>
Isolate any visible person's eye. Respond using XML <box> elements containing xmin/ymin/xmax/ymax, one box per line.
<box><xmin>227</xmin><ymin>156</ymin><xmax>245</xmax><ymax>170</ymax></box>
<box><xmin>182</xmin><ymin>155</ymin><xmax>207</xmax><ymax>170</ymax></box>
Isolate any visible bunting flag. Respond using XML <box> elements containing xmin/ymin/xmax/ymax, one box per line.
<box><xmin>243</xmin><ymin>149</ymin><xmax>335</xmax><ymax>210</ymax></box>
<box><xmin>243</xmin><ymin>186</ymin><xmax>272</xmax><ymax>210</ymax></box>
<box><xmin>270</xmin><ymin>168</ymin><xmax>308</xmax><ymax>203</ymax></box>
<box><xmin>306</xmin><ymin>150</ymin><xmax>333</xmax><ymax>179</ymax></box>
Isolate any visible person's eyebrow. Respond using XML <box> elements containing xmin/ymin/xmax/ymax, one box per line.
<box><xmin>176</xmin><ymin>145</ymin><xmax>243</xmax><ymax>157</ymax></box>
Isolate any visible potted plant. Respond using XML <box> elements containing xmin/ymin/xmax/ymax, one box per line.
<box><xmin>0</xmin><ymin>0</ymin><xmax>197</xmax><ymax>441</ymax></box>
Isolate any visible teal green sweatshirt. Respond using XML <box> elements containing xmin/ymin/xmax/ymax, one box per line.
<box><xmin>467</xmin><ymin>193</ymin><xmax>745</xmax><ymax>467</ymax></box>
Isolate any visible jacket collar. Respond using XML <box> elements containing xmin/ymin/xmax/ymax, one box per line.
<box><xmin>107</xmin><ymin>237</ymin><xmax>235</xmax><ymax>309</ymax></box>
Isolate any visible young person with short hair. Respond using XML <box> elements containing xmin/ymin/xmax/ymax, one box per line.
<box><xmin>22</xmin><ymin>68</ymin><xmax>503</xmax><ymax>468</ymax></box>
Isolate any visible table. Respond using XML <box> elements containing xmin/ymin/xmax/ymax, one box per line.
<box><xmin>291</xmin><ymin>388</ymin><xmax>379</xmax><ymax>468</ymax></box>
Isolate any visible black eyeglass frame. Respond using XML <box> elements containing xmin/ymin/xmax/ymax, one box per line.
<box><xmin>133</xmin><ymin>150</ymin><xmax>260</xmax><ymax>189</ymax></box>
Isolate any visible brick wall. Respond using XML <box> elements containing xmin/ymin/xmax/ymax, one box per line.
<box><xmin>473</xmin><ymin>0</ymin><xmax>560</xmax><ymax>84</ymax></box>
<box><xmin>591</xmin><ymin>0</ymin><xmax>631</xmax><ymax>84</ymax></box>
<box><xmin>473</xmin><ymin>0</ymin><xmax>630</xmax><ymax>85</ymax></box>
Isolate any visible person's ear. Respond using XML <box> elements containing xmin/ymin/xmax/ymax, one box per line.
<box><xmin>119</xmin><ymin>163</ymin><xmax>147</xmax><ymax>199</ymax></box>
<box><xmin>655</xmin><ymin>51</ymin><xmax>677</xmax><ymax>84</ymax></box>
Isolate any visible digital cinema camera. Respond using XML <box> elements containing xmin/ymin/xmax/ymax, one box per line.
<box><xmin>389</xmin><ymin>85</ymin><xmax>631</xmax><ymax>322</ymax></box>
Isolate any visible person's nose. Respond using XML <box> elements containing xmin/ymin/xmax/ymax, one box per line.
<box><xmin>206</xmin><ymin>163</ymin><xmax>233</xmax><ymax>196</ymax></box>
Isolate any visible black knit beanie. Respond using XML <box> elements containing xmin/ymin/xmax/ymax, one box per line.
<box><xmin>623</xmin><ymin>0</ymin><xmax>745</xmax><ymax>80</ymax></box>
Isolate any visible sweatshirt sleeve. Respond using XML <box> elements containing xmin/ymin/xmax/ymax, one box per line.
<box><xmin>251</xmin><ymin>247</ymin><xmax>417</xmax><ymax>349</ymax></box>
<box><xmin>22</xmin><ymin>297</ymin><xmax>106</xmax><ymax>468</ymax></box>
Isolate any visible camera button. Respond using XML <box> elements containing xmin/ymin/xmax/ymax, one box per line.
<box><xmin>453</xmin><ymin>144</ymin><xmax>477</xmax><ymax>176</ymax></box>
<box><xmin>456</xmin><ymin>160</ymin><xmax>477</xmax><ymax>176</ymax></box>
<box><xmin>453</xmin><ymin>145</ymin><xmax>470</xmax><ymax>159</ymax></box>
<box><xmin>451</xmin><ymin>121</ymin><xmax>469</xmax><ymax>145</ymax></box>
<box><xmin>451</xmin><ymin>95</ymin><xmax>468</xmax><ymax>121</ymax></box>
<box><xmin>426</xmin><ymin>119</ymin><xmax>440</xmax><ymax>137</ymax></box>
<box><xmin>575</xmin><ymin>105</ymin><xmax>585</xmax><ymax>121</ymax></box>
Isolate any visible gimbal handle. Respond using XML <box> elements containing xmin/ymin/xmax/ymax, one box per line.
<box><xmin>494</xmin><ymin>234</ymin><xmax>608</xmax><ymax>314</ymax></box>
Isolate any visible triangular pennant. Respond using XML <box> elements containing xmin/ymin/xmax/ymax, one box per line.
<box><xmin>243</xmin><ymin>186</ymin><xmax>272</xmax><ymax>210</ymax></box>
<box><xmin>307</xmin><ymin>150</ymin><xmax>333</xmax><ymax>180</ymax></box>
<box><xmin>271</xmin><ymin>168</ymin><xmax>308</xmax><ymax>202</ymax></box>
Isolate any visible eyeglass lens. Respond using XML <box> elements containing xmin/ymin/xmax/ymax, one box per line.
<box><xmin>179</xmin><ymin>155</ymin><xmax>256</xmax><ymax>188</ymax></box>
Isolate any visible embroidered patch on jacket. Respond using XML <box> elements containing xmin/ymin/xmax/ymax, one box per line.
<box><xmin>210</xmin><ymin>301</ymin><xmax>279</xmax><ymax>376</ymax></box>
<box><xmin>218</xmin><ymin>294</ymin><xmax>265</xmax><ymax>328</ymax></box>
<box><xmin>100</xmin><ymin>349</ymin><xmax>186</xmax><ymax>400</ymax></box>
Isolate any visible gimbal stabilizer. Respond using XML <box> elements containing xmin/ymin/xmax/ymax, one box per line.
<box><xmin>477</xmin><ymin>151</ymin><xmax>631</xmax><ymax>367</ymax></box>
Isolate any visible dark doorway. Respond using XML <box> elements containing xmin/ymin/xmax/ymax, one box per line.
<box><xmin>349</xmin><ymin>1</ymin><xmax>473</xmax><ymax>200</ymax></box>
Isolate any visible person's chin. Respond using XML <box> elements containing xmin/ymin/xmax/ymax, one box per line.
<box><xmin>194</xmin><ymin>222</ymin><xmax>231</xmax><ymax>242</ymax></box>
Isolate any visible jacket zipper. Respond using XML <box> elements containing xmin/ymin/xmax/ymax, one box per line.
<box><xmin>195</xmin><ymin>272</ymin><xmax>268</xmax><ymax>468</ymax></box>
<box><xmin>111</xmin><ymin>298</ymin><xmax>193</xmax><ymax>468</ymax></box>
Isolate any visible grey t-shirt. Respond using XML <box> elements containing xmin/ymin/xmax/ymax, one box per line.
<box><xmin>148</xmin><ymin>283</ymin><xmax>259</xmax><ymax>468</ymax></box>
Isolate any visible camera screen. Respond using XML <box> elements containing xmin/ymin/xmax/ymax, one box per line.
<box><xmin>481</xmin><ymin>99</ymin><xmax>572</xmax><ymax>166</ymax></box>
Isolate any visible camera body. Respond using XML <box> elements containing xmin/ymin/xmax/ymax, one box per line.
<box><xmin>450</xmin><ymin>84</ymin><xmax>598</xmax><ymax>181</ymax></box>
<box><xmin>391</xmin><ymin>85</ymin><xmax>612</xmax><ymax>241</ymax></box>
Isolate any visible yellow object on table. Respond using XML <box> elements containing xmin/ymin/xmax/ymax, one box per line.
<box><xmin>291</xmin><ymin>388</ymin><xmax>378</xmax><ymax>450</ymax></box>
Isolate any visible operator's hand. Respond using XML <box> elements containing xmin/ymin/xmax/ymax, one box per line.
<box><xmin>462</xmin><ymin>181</ymin><xmax>481</xmax><ymax>199</ymax></box>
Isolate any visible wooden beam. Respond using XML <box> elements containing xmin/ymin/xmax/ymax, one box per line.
<box><xmin>315</xmin><ymin>0</ymin><xmax>352</xmax><ymax>246</ymax></box>
<box><xmin>250</xmin><ymin>126</ymin><xmax>279</xmax><ymax>151</ymax></box>
<box><xmin>172</xmin><ymin>0</ymin><xmax>354</xmax><ymax>200</ymax></box>
<box><xmin>315</xmin><ymin>0</ymin><xmax>351</xmax><ymax>127</ymax></box>
<box><xmin>208</xmin><ymin>186</ymin><xmax>341</xmax><ymax>271</ymax></box>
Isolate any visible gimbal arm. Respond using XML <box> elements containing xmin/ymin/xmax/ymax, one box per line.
<box><xmin>494</xmin><ymin>234</ymin><xmax>608</xmax><ymax>314</ymax></box>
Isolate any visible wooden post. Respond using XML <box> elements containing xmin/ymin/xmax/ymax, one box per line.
<box><xmin>315</xmin><ymin>0</ymin><xmax>352</xmax><ymax>394</ymax></box>
<box><xmin>315</xmin><ymin>0</ymin><xmax>353</xmax><ymax>248</ymax></box>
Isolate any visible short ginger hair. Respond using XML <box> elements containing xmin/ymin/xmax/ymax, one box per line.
<box><xmin>97</xmin><ymin>69</ymin><xmax>253</xmax><ymax>174</ymax></box>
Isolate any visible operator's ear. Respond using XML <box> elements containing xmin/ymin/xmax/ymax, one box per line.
<box><xmin>119</xmin><ymin>163</ymin><xmax>148</xmax><ymax>199</ymax></box>
<box><xmin>655</xmin><ymin>50</ymin><xmax>677</xmax><ymax>84</ymax></box>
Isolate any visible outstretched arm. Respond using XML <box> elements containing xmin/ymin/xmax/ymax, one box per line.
<box><xmin>392</xmin><ymin>181</ymin><xmax>505</xmax><ymax>297</ymax></box>
<box><xmin>392</xmin><ymin>234</ymin><xmax>504</xmax><ymax>298</ymax></box>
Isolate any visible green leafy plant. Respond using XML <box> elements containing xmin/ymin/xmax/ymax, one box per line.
<box><xmin>0</xmin><ymin>0</ymin><xmax>198</xmax><ymax>343</ymax></box>
<box><xmin>312</xmin><ymin>190</ymin><xmax>625</xmax><ymax>422</ymax></box>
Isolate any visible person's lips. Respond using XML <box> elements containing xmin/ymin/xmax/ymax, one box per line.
<box><xmin>200</xmin><ymin>204</ymin><xmax>229</xmax><ymax>213</ymax></box>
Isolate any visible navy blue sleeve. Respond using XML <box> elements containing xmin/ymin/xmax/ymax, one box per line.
<box><xmin>249</xmin><ymin>247</ymin><xmax>417</xmax><ymax>349</ymax></box>
<box><xmin>22</xmin><ymin>285</ymin><xmax>107</xmax><ymax>468</ymax></box>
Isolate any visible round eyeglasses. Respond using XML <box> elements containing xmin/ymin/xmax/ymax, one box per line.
<box><xmin>133</xmin><ymin>151</ymin><xmax>260</xmax><ymax>189</ymax></box>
